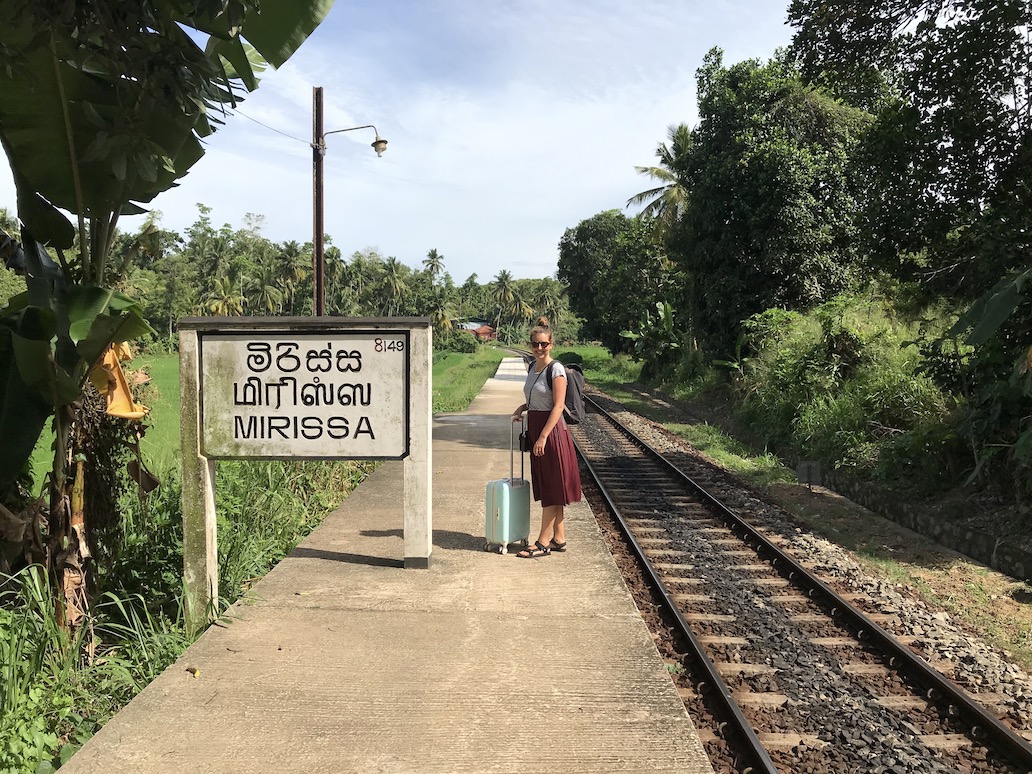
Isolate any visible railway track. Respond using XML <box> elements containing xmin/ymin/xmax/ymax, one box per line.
<box><xmin>570</xmin><ymin>390</ymin><xmax>1032</xmax><ymax>774</ymax></box>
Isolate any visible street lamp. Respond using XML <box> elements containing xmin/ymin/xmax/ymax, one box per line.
<box><xmin>311</xmin><ymin>85</ymin><xmax>387</xmax><ymax>316</ymax></box>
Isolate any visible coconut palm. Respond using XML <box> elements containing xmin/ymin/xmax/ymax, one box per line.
<box><xmin>427</xmin><ymin>290</ymin><xmax>457</xmax><ymax>331</ymax></box>
<box><xmin>535</xmin><ymin>282</ymin><xmax>566</xmax><ymax>329</ymax></box>
<box><xmin>249</xmin><ymin>263</ymin><xmax>284</xmax><ymax>314</ymax></box>
<box><xmin>205</xmin><ymin>273</ymin><xmax>246</xmax><ymax>316</ymax></box>
<box><xmin>381</xmin><ymin>257</ymin><xmax>408</xmax><ymax>316</ymax></box>
<box><xmin>491</xmin><ymin>270</ymin><xmax>516</xmax><ymax>322</ymax></box>
<box><xmin>626</xmin><ymin>123</ymin><xmax>692</xmax><ymax>238</ymax></box>
<box><xmin>510</xmin><ymin>289</ymin><xmax>535</xmax><ymax>328</ymax></box>
<box><xmin>276</xmin><ymin>240</ymin><xmax>308</xmax><ymax>314</ymax></box>
<box><xmin>422</xmin><ymin>248</ymin><xmax>445</xmax><ymax>285</ymax></box>
<box><xmin>0</xmin><ymin>207</ymin><xmax>18</xmax><ymax>236</ymax></box>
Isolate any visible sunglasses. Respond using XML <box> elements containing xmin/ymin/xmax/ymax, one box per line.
<box><xmin>530</xmin><ymin>341</ymin><xmax>550</xmax><ymax>348</ymax></box>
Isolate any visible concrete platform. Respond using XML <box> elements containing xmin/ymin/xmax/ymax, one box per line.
<box><xmin>64</xmin><ymin>357</ymin><xmax>713</xmax><ymax>774</ymax></box>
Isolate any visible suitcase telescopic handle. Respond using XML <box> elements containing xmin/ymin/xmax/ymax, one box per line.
<box><xmin>511</xmin><ymin>416</ymin><xmax>525</xmax><ymax>481</ymax></box>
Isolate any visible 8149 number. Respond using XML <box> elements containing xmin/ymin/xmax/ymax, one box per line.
<box><xmin>374</xmin><ymin>338</ymin><xmax>405</xmax><ymax>352</ymax></box>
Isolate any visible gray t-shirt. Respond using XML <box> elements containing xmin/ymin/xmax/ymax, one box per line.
<box><xmin>524</xmin><ymin>361</ymin><xmax>567</xmax><ymax>411</ymax></box>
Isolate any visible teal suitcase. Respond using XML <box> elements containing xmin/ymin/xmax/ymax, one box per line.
<box><xmin>485</xmin><ymin>420</ymin><xmax>531</xmax><ymax>554</ymax></box>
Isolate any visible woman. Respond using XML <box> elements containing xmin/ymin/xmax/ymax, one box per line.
<box><xmin>511</xmin><ymin>317</ymin><xmax>582</xmax><ymax>558</ymax></box>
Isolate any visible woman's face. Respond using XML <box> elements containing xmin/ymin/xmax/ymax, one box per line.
<box><xmin>530</xmin><ymin>335</ymin><xmax>552</xmax><ymax>359</ymax></box>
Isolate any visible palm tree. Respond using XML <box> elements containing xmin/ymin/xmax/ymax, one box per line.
<box><xmin>198</xmin><ymin>230</ymin><xmax>233</xmax><ymax>283</ymax></box>
<box><xmin>277</xmin><ymin>240</ymin><xmax>308</xmax><ymax>314</ymax></box>
<box><xmin>428</xmin><ymin>290</ymin><xmax>457</xmax><ymax>332</ymax></box>
<box><xmin>324</xmin><ymin>247</ymin><xmax>350</xmax><ymax>315</ymax></box>
<box><xmin>626</xmin><ymin>123</ymin><xmax>692</xmax><ymax>238</ymax></box>
<box><xmin>381</xmin><ymin>257</ymin><xmax>408</xmax><ymax>316</ymax></box>
<box><xmin>205</xmin><ymin>273</ymin><xmax>246</xmax><ymax>316</ymax></box>
<box><xmin>491</xmin><ymin>270</ymin><xmax>516</xmax><ymax>325</ymax></box>
<box><xmin>0</xmin><ymin>207</ymin><xmax>19</xmax><ymax>236</ymax></box>
<box><xmin>510</xmin><ymin>288</ymin><xmax>535</xmax><ymax>330</ymax></box>
<box><xmin>249</xmin><ymin>263</ymin><xmax>284</xmax><ymax>314</ymax></box>
<box><xmin>422</xmin><ymin>248</ymin><xmax>445</xmax><ymax>285</ymax></box>
<box><xmin>535</xmin><ymin>282</ymin><xmax>566</xmax><ymax>329</ymax></box>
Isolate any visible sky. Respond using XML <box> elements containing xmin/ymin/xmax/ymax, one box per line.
<box><xmin>0</xmin><ymin>0</ymin><xmax>796</xmax><ymax>283</ymax></box>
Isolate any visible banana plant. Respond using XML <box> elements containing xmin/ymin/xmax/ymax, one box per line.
<box><xmin>0</xmin><ymin>0</ymin><xmax>335</xmax><ymax>622</ymax></box>
<box><xmin>620</xmin><ymin>301</ymin><xmax>684</xmax><ymax>379</ymax></box>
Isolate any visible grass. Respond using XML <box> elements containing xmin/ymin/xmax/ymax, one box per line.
<box><xmin>432</xmin><ymin>346</ymin><xmax>506</xmax><ymax>412</ymax></box>
<box><xmin>665</xmin><ymin>423</ymin><xmax>795</xmax><ymax>489</ymax></box>
<box><xmin>132</xmin><ymin>353</ymin><xmax>181</xmax><ymax>469</ymax></box>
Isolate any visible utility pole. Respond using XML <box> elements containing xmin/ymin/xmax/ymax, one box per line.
<box><xmin>312</xmin><ymin>86</ymin><xmax>326</xmax><ymax>316</ymax></box>
<box><xmin>310</xmin><ymin>87</ymin><xmax>387</xmax><ymax>317</ymax></box>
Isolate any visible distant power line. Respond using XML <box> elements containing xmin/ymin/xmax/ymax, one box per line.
<box><xmin>235</xmin><ymin>110</ymin><xmax>309</xmax><ymax>146</ymax></box>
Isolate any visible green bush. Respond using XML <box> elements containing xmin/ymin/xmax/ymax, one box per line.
<box><xmin>734</xmin><ymin>294</ymin><xmax>954</xmax><ymax>488</ymax></box>
<box><xmin>552</xmin><ymin>349</ymin><xmax>583</xmax><ymax>365</ymax></box>
<box><xmin>433</xmin><ymin>327</ymin><xmax>478</xmax><ymax>353</ymax></box>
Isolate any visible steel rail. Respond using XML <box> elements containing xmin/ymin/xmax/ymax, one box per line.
<box><xmin>584</xmin><ymin>394</ymin><xmax>1032</xmax><ymax>771</ymax></box>
<box><xmin>573</xmin><ymin>423</ymin><xmax>781</xmax><ymax>774</ymax></box>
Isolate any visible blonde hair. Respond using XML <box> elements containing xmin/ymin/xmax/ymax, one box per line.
<box><xmin>530</xmin><ymin>316</ymin><xmax>553</xmax><ymax>343</ymax></box>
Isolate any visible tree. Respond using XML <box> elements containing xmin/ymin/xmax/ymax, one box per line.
<box><xmin>666</xmin><ymin>49</ymin><xmax>870</xmax><ymax>356</ymax></box>
<box><xmin>457</xmin><ymin>273</ymin><xmax>490</xmax><ymax>320</ymax></box>
<box><xmin>788</xmin><ymin>0</ymin><xmax>1032</xmax><ymax>298</ymax></box>
<box><xmin>249</xmin><ymin>262</ymin><xmax>285</xmax><ymax>315</ymax></box>
<box><xmin>531</xmin><ymin>280</ymin><xmax>568</xmax><ymax>335</ymax></box>
<box><xmin>558</xmin><ymin>210</ymin><xmax>668</xmax><ymax>352</ymax></box>
<box><xmin>422</xmin><ymin>249</ymin><xmax>445</xmax><ymax>285</ymax></box>
<box><xmin>427</xmin><ymin>290</ymin><xmax>457</xmax><ymax>332</ymax></box>
<box><xmin>205</xmin><ymin>273</ymin><xmax>246</xmax><ymax>317</ymax></box>
<box><xmin>490</xmin><ymin>270</ymin><xmax>517</xmax><ymax>330</ymax></box>
<box><xmin>0</xmin><ymin>210</ymin><xmax>24</xmax><ymax>306</ymax></box>
<box><xmin>379</xmin><ymin>257</ymin><xmax>408</xmax><ymax>316</ymax></box>
<box><xmin>626</xmin><ymin>123</ymin><xmax>693</xmax><ymax>240</ymax></box>
<box><xmin>788</xmin><ymin>1</ymin><xmax>1032</xmax><ymax>494</ymax></box>
<box><xmin>0</xmin><ymin>0</ymin><xmax>335</xmax><ymax>627</ymax></box>
<box><xmin>151</xmin><ymin>252</ymin><xmax>197</xmax><ymax>340</ymax></box>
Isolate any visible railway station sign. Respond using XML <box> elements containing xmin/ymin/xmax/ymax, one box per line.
<box><xmin>178</xmin><ymin>317</ymin><xmax>433</xmax><ymax>632</ymax></box>
<box><xmin>200</xmin><ymin>331</ymin><xmax>410</xmax><ymax>459</ymax></box>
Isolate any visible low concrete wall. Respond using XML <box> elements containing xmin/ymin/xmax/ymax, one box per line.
<box><xmin>819</xmin><ymin>468</ymin><xmax>1032</xmax><ymax>584</ymax></box>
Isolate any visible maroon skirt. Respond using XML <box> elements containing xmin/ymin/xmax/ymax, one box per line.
<box><xmin>526</xmin><ymin>410</ymin><xmax>582</xmax><ymax>507</ymax></box>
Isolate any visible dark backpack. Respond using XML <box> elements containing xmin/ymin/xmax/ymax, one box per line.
<box><xmin>546</xmin><ymin>361</ymin><xmax>586</xmax><ymax>424</ymax></box>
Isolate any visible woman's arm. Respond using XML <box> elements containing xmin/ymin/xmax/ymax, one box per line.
<box><xmin>512</xmin><ymin>402</ymin><xmax>528</xmax><ymax>421</ymax></box>
<box><xmin>532</xmin><ymin>375</ymin><xmax>567</xmax><ymax>456</ymax></box>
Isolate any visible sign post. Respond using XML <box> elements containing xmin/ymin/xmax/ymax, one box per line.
<box><xmin>178</xmin><ymin>317</ymin><xmax>432</xmax><ymax>631</ymax></box>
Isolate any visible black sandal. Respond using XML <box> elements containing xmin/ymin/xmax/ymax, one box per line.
<box><xmin>516</xmin><ymin>540</ymin><xmax>551</xmax><ymax>558</ymax></box>
<box><xmin>548</xmin><ymin>539</ymin><xmax>567</xmax><ymax>552</ymax></box>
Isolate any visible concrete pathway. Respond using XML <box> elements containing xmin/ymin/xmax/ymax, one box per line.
<box><xmin>64</xmin><ymin>357</ymin><xmax>713</xmax><ymax>774</ymax></box>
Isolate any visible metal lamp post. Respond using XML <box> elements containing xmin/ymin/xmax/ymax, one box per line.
<box><xmin>311</xmin><ymin>85</ymin><xmax>388</xmax><ymax>316</ymax></box>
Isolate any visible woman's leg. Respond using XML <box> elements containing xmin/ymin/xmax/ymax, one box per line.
<box><xmin>551</xmin><ymin>506</ymin><xmax>565</xmax><ymax>545</ymax></box>
<box><xmin>536</xmin><ymin>504</ymin><xmax>561</xmax><ymax>546</ymax></box>
<box><xmin>518</xmin><ymin>504</ymin><xmax>562</xmax><ymax>557</ymax></box>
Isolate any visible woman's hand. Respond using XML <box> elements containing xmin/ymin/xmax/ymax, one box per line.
<box><xmin>533</xmin><ymin>434</ymin><xmax>547</xmax><ymax>456</ymax></box>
